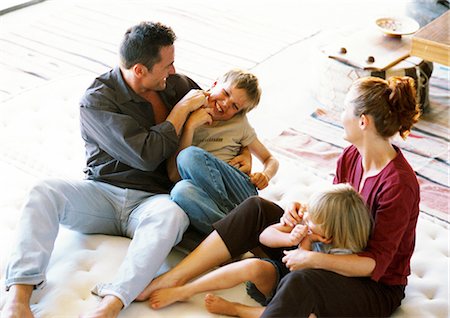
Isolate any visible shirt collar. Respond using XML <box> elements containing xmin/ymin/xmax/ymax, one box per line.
<box><xmin>112</xmin><ymin>66</ymin><xmax>147</xmax><ymax>104</ymax></box>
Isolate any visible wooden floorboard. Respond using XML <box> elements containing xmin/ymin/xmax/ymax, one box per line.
<box><xmin>0</xmin><ymin>0</ymin><xmax>321</xmax><ymax>93</ymax></box>
<box><xmin>0</xmin><ymin>0</ymin><xmax>424</xmax><ymax>101</ymax></box>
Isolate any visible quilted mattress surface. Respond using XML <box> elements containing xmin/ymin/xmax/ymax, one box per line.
<box><xmin>0</xmin><ymin>74</ymin><xmax>448</xmax><ymax>317</ymax></box>
<box><xmin>0</xmin><ymin>1</ymin><xmax>449</xmax><ymax>316</ymax></box>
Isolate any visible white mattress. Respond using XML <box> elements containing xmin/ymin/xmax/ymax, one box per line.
<box><xmin>0</xmin><ymin>74</ymin><xmax>449</xmax><ymax>317</ymax></box>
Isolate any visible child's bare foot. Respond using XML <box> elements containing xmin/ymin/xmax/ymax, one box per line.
<box><xmin>204</xmin><ymin>294</ymin><xmax>237</xmax><ymax>316</ymax></box>
<box><xmin>149</xmin><ymin>286</ymin><xmax>190</xmax><ymax>309</ymax></box>
<box><xmin>136</xmin><ymin>272</ymin><xmax>185</xmax><ymax>301</ymax></box>
<box><xmin>1</xmin><ymin>302</ymin><xmax>34</xmax><ymax>318</ymax></box>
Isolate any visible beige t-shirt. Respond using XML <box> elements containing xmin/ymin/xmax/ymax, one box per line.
<box><xmin>192</xmin><ymin>114</ymin><xmax>257</xmax><ymax>163</ymax></box>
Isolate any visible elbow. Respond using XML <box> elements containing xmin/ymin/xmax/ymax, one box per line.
<box><xmin>365</xmin><ymin>258</ymin><xmax>376</xmax><ymax>277</ymax></box>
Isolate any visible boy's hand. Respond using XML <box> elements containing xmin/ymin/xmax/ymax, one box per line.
<box><xmin>281</xmin><ymin>202</ymin><xmax>305</xmax><ymax>227</ymax></box>
<box><xmin>186</xmin><ymin>107</ymin><xmax>213</xmax><ymax>130</ymax></box>
<box><xmin>289</xmin><ymin>224</ymin><xmax>308</xmax><ymax>246</ymax></box>
<box><xmin>250</xmin><ymin>172</ymin><xmax>269</xmax><ymax>190</ymax></box>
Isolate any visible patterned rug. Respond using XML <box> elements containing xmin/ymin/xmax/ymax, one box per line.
<box><xmin>266</xmin><ymin>77</ymin><xmax>449</xmax><ymax>223</ymax></box>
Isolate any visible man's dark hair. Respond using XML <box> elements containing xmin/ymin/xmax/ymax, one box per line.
<box><xmin>119</xmin><ymin>21</ymin><xmax>176</xmax><ymax>70</ymax></box>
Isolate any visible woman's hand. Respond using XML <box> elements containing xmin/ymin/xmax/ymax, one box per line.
<box><xmin>281</xmin><ymin>202</ymin><xmax>306</xmax><ymax>227</ymax></box>
<box><xmin>282</xmin><ymin>247</ymin><xmax>314</xmax><ymax>271</ymax></box>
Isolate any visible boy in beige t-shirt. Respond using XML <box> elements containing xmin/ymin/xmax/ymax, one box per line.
<box><xmin>168</xmin><ymin>69</ymin><xmax>279</xmax><ymax>235</ymax></box>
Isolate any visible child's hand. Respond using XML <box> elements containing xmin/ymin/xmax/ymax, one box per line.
<box><xmin>186</xmin><ymin>107</ymin><xmax>213</xmax><ymax>130</ymax></box>
<box><xmin>250</xmin><ymin>172</ymin><xmax>269</xmax><ymax>190</ymax></box>
<box><xmin>289</xmin><ymin>224</ymin><xmax>308</xmax><ymax>245</ymax></box>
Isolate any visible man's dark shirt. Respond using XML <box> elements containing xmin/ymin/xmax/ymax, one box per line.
<box><xmin>79</xmin><ymin>67</ymin><xmax>200</xmax><ymax>193</ymax></box>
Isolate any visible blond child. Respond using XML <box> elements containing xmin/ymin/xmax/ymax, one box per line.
<box><xmin>149</xmin><ymin>183</ymin><xmax>372</xmax><ymax>317</ymax></box>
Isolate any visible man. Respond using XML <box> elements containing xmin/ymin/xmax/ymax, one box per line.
<box><xmin>2</xmin><ymin>21</ymin><xmax>210</xmax><ymax>318</ymax></box>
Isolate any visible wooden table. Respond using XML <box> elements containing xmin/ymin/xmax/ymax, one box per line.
<box><xmin>410</xmin><ymin>11</ymin><xmax>449</xmax><ymax>66</ymax></box>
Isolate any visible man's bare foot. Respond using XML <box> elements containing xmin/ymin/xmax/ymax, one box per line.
<box><xmin>79</xmin><ymin>295</ymin><xmax>123</xmax><ymax>318</ymax></box>
<box><xmin>204</xmin><ymin>294</ymin><xmax>238</xmax><ymax>316</ymax></box>
<box><xmin>149</xmin><ymin>286</ymin><xmax>191</xmax><ymax>309</ymax></box>
<box><xmin>1</xmin><ymin>302</ymin><xmax>34</xmax><ymax>318</ymax></box>
<box><xmin>135</xmin><ymin>272</ymin><xmax>185</xmax><ymax>301</ymax></box>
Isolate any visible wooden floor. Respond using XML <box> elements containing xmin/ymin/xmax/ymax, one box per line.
<box><xmin>0</xmin><ymin>0</ymin><xmax>413</xmax><ymax>102</ymax></box>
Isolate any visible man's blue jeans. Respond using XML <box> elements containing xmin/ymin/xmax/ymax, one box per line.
<box><xmin>171</xmin><ymin>146</ymin><xmax>258</xmax><ymax>235</ymax></box>
<box><xmin>5</xmin><ymin>178</ymin><xmax>189</xmax><ymax>307</ymax></box>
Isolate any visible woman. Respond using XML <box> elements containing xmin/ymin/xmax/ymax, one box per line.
<box><xmin>138</xmin><ymin>76</ymin><xmax>420</xmax><ymax>318</ymax></box>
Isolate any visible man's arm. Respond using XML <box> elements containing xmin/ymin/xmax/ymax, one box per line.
<box><xmin>166</xmin><ymin>107</ymin><xmax>213</xmax><ymax>182</ymax></box>
<box><xmin>166</xmin><ymin>90</ymin><xmax>208</xmax><ymax>135</ymax></box>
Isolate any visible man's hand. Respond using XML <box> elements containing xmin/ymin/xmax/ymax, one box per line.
<box><xmin>282</xmin><ymin>247</ymin><xmax>314</xmax><ymax>271</ymax></box>
<box><xmin>280</xmin><ymin>202</ymin><xmax>306</xmax><ymax>227</ymax></box>
<box><xmin>229</xmin><ymin>147</ymin><xmax>252</xmax><ymax>175</ymax></box>
<box><xmin>250</xmin><ymin>172</ymin><xmax>269</xmax><ymax>190</ymax></box>
<box><xmin>168</xmin><ymin>89</ymin><xmax>209</xmax><ymax>135</ymax></box>
<box><xmin>177</xmin><ymin>89</ymin><xmax>208</xmax><ymax>113</ymax></box>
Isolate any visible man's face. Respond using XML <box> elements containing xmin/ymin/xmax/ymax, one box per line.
<box><xmin>206</xmin><ymin>81</ymin><xmax>250</xmax><ymax>121</ymax></box>
<box><xmin>143</xmin><ymin>45</ymin><xmax>176</xmax><ymax>91</ymax></box>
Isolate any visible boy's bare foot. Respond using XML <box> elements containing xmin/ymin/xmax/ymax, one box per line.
<box><xmin>1</xmin><ymin>302</ymin><xmax>34</xmax><ymax>318</ymax></box>
<box><xmin>79</xmin><ymin>295</ymin><xmax>123</xmax><ymax>318</ymax></box>
<box><xmin>204</xmin><ymin>294</ymin><xmax>238</xmax><ymax>316</ymax></box>
<box><xmin>149</xmin><ymin>286</ymin><xmax>191</xmax><ymax>309</ymax></box>
<box><xmin>136</xmin><ymin>272</ymin><xmax>185</xmax><ymax>301</ymax></box>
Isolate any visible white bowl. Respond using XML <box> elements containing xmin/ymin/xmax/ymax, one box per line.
<box><xmin>375</xmin><ymin>16</ymin><xmax>420</xmax><ymax>36</ymax></box>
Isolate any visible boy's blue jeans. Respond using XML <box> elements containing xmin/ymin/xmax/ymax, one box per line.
<box><xmin>171</xmin><ymin>146</ymin><xmax>258</xmax><ymax>235</ymax></box>
<box><xmin>5</xmin><ymin>178</ymin><xmax>189</xmax><ymax>308</ymax></box>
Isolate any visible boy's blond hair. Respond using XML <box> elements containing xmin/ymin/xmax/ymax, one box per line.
<box><xmin>308</xmin><ymin>183</ymin><xmax>372</xmax><ymax>253</ymax></box>
<box><xmin>219</xmin><ymin>69</ymin><xmax>261</xmax><ymax>113</ymax></box>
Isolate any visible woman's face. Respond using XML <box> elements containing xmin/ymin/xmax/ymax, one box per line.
<box><xmin>205</xmin><ymin>81</ymin><xmax>249</xmax><ymax>121</ymax></box>
<box><xmin>340</xmin><ymin>88</ymin><xmax>361</xmax><ymax>143</ymax></box>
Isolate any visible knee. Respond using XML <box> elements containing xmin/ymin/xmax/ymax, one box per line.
<box><xmin>158</xmin><ymin>200</ymin><xmax>190</xmax><ymax>230</ymax></box>
<box><xmin>244</xmin><ymin>258</ymin><xmax>272</xmax><ymax>280</ymax></box>
<box><xmin>177</xmin><ymin>146</ymin><xmax>206</xmax><ymax>170</ymax></box>
<box><xmin>240</xmin><ymin>196</ymin><xmax>281</xmax><ymax>222</ymax></box>
<box><xmin>30</xmin><ymin>178</ymin><xmax>64</xmax><ymax>199</ymax></box>
<box><xmin>171</xmin><ymin>180</ymin><xmax>197</xmax><ymax>202</ymax></box>
<box><xmin>240</xmin><ymin>196</ymin><xmax>264</xmax><ymax>209</ymax></box>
